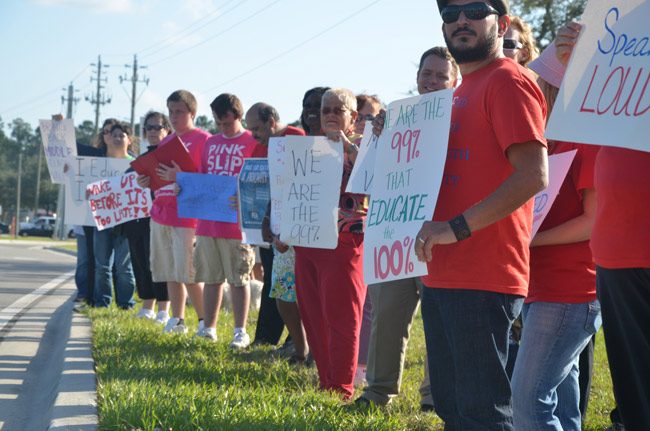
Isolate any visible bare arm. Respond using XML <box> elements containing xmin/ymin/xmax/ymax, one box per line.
<box><xmin>415</xmin><ymin>141</ymin><xmax>548</xmax><ymax>261</ymax></box>
<box><xmin>531</xmin><ymin>188</ymin><xmax>596</xmax><ymax>247</ymax></box>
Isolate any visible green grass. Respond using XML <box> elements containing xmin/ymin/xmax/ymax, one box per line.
<box><xmin>89</xmin><ymin>306</ymin><xmax>615</xmax><ymax>431</ymax></box>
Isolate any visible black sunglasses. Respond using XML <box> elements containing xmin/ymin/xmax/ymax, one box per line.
<box><xmin>441</xmin><ymin>2</ymin><xmax>499</xmax><ymax>24</ymax></box>
<box><xmin>503</xmin><ymin>38</ymin><xmax>523</xmax><ymax>50</ymax></box>
<box><xmin>145</xmin><ymin>124</ymin><xmax>165</xmax><ymax>131</ymax></box>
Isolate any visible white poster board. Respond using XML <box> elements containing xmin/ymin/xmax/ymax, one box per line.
<box><xmin>39</xmin><ymin>119</ymin><xmax>77</xmax><ymax>184</ymax></box>
<box><xmin>280</xmin><ymin>136</ymin><xmax>343</xmax><ymax>249</ymax></box>
<box><xmin>531</xmin><ymin>150</ymin><xmax>577</xmax><ymax>238</ymax></box>
<box><xmin>546</xmin><ymin>0</ymin><xmax>650</xmax><ymax>153</ymax></box>
<box><xmin>64</xmin><ymin>156</ymin><xmax>132</xmax><ymax>226</ymax></box>
<box><xmin>268</xmin><ymin>137</ymin><xmax>287</xmax><ymax>235</ymax></box>
<box><xmin>86</xmin><ymin>172</ymin><xmax>152</xmax><ymax>231</ymax></box>
<box><xmin>346</xmin><ymin>121</ymin><xmax>379</xmax><ymax>194</ymax></box>
<box><xmin>364</xmin><ymin>90</ymin><xmax>453</xmax><ymax>284</ymax></box>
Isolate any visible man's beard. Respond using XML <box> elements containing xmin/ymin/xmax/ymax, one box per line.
<box><xmin>444</xmin><ymin>23</ymin><xmax>497</xmax><ymax>64</ymax></box>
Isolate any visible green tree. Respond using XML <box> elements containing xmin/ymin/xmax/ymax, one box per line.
<box><xmin>510</xmin><ymin>0</ymin><xmax>586</xmax><ymax>48</ymax></box>
<box><xmin>76</xmin><ymin>120</ymin><xmax>97</xmax><ymax>147</ymax></box>
<box><xmin>195</xmin><ymin>115</ymin><xmax>218</xmax><ymax>134</ymax></box>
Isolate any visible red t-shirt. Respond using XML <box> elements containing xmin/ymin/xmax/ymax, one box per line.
<box><xmin>422</xmin><ymin>58</ymin><xmax>547</xmax><ymax>297</ymax></box>
<box><xmin>251</xmin><ymin>125</ymin><xmax>305</xmax><ymax>158</ymax></box>
<box><xmin>590</xmin><ymin>147</ymin><xmax>650</xmax><ymax>268</ymax></box>
<box><xmin>195</xmin><ymin>130</ymin><xmax>259</xmax><ymax>239</ymax></box>
<box><xmin>150</xmin><ymin>128</ymin><xmax>210</xmax><ymax>228</ymax></box>
<box><xmin>527</xmin><ymin>142</ymin><xmax>599</xmax><ymax>304</ymax></box>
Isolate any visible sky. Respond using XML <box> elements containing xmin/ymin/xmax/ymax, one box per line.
<box><xmin>0</xmin><ymin>0</ymin><xmax>446</xmax><ymax>136</ymax></box>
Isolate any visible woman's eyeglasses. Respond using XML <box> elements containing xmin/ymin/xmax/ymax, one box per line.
<box><xmin>321</xmin><ymin>107</ymin><xmax>349</xmax><ymax>116</ymax></box>
<box><xmin>145</xmin><ymin>124</ymin><xmax>165</xmax><ymax>131</ymax></box>
<box><xmin>355</xmin><ymin>114</ymin><xmax>375</xmax><ymax>123</ymax></box>
<box><xmin>441</xmin><ymin>2</ymin><xmax>499</xmax><ymax>24</ymax></box>
<box><xmin>503</xmin><ymin>38</ymin><xmax>523</xmax><ymax>50</ymax></box>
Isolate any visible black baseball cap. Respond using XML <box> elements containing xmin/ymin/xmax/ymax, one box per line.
<box><xmin>436</xmin><ymin>0</ymin><xmax>509</xmax><ymax>16</ymax></box>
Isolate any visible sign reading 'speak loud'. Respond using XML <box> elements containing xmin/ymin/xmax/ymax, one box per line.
<box><xmin>546</xmin><ymin>0</ymin><xmax>650</xmax><ymax>153</ymax></box>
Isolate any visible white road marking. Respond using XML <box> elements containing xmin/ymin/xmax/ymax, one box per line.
<box><xmin>0</xmin><ymin>271</ymin><xmax>75</xmax><ymax>333</ymax></box>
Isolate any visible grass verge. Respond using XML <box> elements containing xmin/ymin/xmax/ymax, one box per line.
<box><xmin>89</xmin><ymin>305</ymin><xmax>614</xmax><ymax>430</ymax></box>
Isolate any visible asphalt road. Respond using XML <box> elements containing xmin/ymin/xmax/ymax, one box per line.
<box><xmin>0</xmin><ymin>241</ymin><xmax>97</xmax><ymax>430</ymax></box>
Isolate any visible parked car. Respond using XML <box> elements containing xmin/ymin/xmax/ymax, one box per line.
<box><xmin>18</xmin><ymin>217</ymin><xmax>55</xmax><ymax>237</ymax></box>
<box><xmin>0</xmin><ymin>222</ymin><xmax>9</xmax><ymax>234</ymax></box>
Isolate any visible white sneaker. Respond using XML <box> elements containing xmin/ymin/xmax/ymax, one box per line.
<box><xmin>229</xmin><ymin>331</ymin><xmax>250</xmax><ymax>349</ymax></box>
<box><xmin>136</xmin><ymin>308</ymin><xmax>156</xmax><ymax>319</ymax></box>
<box><xmin>198</xmin><ymin>327</ymin><xmax>217</xmax><ymax>341</ymax></box>
<box><xmin>154</xmin><ymin>311</ymin><xmax>169</xmax><ymax>326</ymax></box>
<box><xmin>195</xmin><ymin>320</ymin><xmax>205</xmax><ymax>336</ymax></box>
<box><xmin>163</xmin><ymin>317</ymin><xmax>187</xmax><ymax>334</ymax></box>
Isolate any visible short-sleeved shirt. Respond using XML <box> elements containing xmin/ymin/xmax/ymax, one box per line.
<box><xmin>422</xmin><ymin>58</ymin><xmax>547</xmax><ymax>297</ymax></box>
<box><xmin>590</xmin><ymin>147</ymin><xmax>650</xmax><ymax>269</ymax></box>
<box><xmin>195</xmin><ymin>130</ymin><xmax>259</xmax><ymax>239</ymax></box>
<box><xmin>150</xmin><ymin>128</ymin><xmax>211</xmax><ymax>228</ymax></box>
<box><xmin>251</xmin><ymin>125</ymin><xmax>305</xmax><ymax>158</ymax></box>
<box><xmin>527</xmin><ymin>142</ymin><xmax>599</xmax><ymax>304</ymax></box>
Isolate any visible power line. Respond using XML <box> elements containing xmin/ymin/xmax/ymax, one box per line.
<box><xmin>201</xmin><ymin>0</ymin><xmax>383</xmax><ymax>94</ymax></box>
<box><xmin>138</xmin><ymin>0</ymin><xmax>240</xmax><ymax>57</ymax></box>
<box><xmin>147</xmin><ymin>0</ymin><xmax>281</xmax><ymax>66</ymax></box>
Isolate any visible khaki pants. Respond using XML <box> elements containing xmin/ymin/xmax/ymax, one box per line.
<box><xmin>362</xmin><ymin>277</ymin><xmax>432</xmax><ymax>406</ymax></box>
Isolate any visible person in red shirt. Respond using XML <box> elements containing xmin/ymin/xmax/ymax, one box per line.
<box><xmin>414</xmin><ymin>1</ymin><xmax>548</xmax><ymax>428</ymax></box>
<box><xmin>244</xmin><ymin>102</ymin><xmax>307</xmax><ymax>356</ymax></box>
<box><xmin>556</xmin><ymin>22</ymin><xmax>650</xmax><ymax>431</ymax></box>
<box><xmin>510</xmin><ymin>43</ymin><xmax>601</xmax><ymax>431</ymax></box>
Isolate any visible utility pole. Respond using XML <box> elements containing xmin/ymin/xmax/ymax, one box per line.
<box><xmin>15</xmin><ymin>146</ymin><xmax>23</xmax><ymax>238</ymax></box>
<box><xmin>53</xmin><ymin>83</ymin><xmax>79</xmax><ymax>239</ymax></box>
<box><xmin>120</xmin><ymin>54</ymin><xmax>149</xmax><ymax>130</ymax></box>
<box><xmin>86</xmin><ymin>55</ymin><xmax>111</xmax><ymax>134</ymax></box>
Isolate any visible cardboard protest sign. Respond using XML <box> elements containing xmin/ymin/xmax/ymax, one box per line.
<box><xmin>176</xmin><ymin>172</ymin><xmax>238</xmax><ymax>223</ymax></box>
<box><xmin>363</xmin><ymin>90</ymin><xmax>453</xmax><ymax>284</ymax></box>
<box><xmin>531</xmin><ymin>150</ymin><xmax>577</xmax><ymax>238</ymax></box>
<box><xmin>346</xmin><ymin>121</ymin><xmax>379</xmax><ymax>194</ymax></box>
<box><xmin>39</xmin><ymin>119</ymin><xmax>77</xmax><ymax>184</ymax></box>
<box><xmin>280</xmin><ymin>136</ymin><xmax>343</xmax><ymax>249</ymax></box>
<box><xmin>86</xmin><ymin>172</ymin><xmax>152</xmax><ymax>231</ymax></box>
<box><xmin>65</xmin><ymin>157</ymin><xmax>132</xmax><ymax>226</ymax></box>
<box><xmin>267</xmin><ymin>137</ymin><xmax>287</xmax><ymax>235</ymax></box>
<box><xmin>238</xmin><ymin>158</ymin><xmax>270</xmax><ymax>245</ymax></box>
<box><xmin>546</xmin><ymin>0</ymin><xmax>650</xmax><ymax>153</ymax></box>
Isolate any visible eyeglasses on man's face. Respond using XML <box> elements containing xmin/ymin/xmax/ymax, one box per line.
<box><xmin>441</xmin><ymin>2</ymin><xmax>499</xmax><ymax>24</ymax></box>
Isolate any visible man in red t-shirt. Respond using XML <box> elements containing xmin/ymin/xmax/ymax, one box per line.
<box><xmin>244</xmin><ymin>103</ymin><xmax>306</xmax><ymax>353</ymax></box>
<box><xmin>413</xmin><ymin>1</ymin><xmax>548</xmax><ymax>428</ymax></box>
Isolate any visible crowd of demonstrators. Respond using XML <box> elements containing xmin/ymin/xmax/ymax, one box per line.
<box><xmin>69</xmin><ymin>2</ymin><xmax>650</xmax><ymax>429</ymax></box>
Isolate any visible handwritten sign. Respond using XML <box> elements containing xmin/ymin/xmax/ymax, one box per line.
<box><xmin>39</xmin><ymin>119</ymin><xmax>77</xmax><ymax>184</ymax></box>
<box><xmin>346</xmin><ymin>121</ymin><xmax>379</xmax><ymax>194</ymax></box>
<box><xmin>176</xmin><ymin>172</ymin><xmax>238</xmax><ymax>223</ymax></box>
<box><xmin>363</xmin><ymin>90</ymin><xmax>453</xmax><ymax>284</ymax></box>
<box><xmin>280</xmin><ymin>136</ymin><xmax>342</xmax><ymax>249</ymax></box>
<box><xmin>531</xmin><ymin>150</ymin><xmax>577</xmax><ymax>237</ymax></box>
<box><xmin>238</xmin><ymin>158</ymin><xmax>270</xmax><ymax>245</ymax></box>
<box><xmin>546</xmin><ymin>0</ymin><xmax>650</xmax><ymax>153</ymax></box>
<box><xmin>268</xmin><ymin>137</ymin><xmax>287</xmax><ymax>235</ymax></box>
<box><xmin>86</xmin><ymin>172</ymin><xmax>152</xmax><ymax>231</ymax></box>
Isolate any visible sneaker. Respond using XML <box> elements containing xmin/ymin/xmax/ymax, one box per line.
<box><xmin>420</xmin><ymin>403</ymin><xmax>435</xmax><ymax>413</ymax></box>
<box><xmin>154</xmin><ymin>311</ymin><xmax>169</xmax><ymax>326</ymax></box>
<box><xmin>195</xmin><ymin>320</ymin><xmax>205</xmax><ymax>337</ymax></box>
<box><xmin>198</xmin><ymin>327</ymin><xmax>217</xmax><ymax>341</ymax></box>
<box><xmin>163</xmin><ymin>317</ymin><xmax>188</xmax><ymax>334</ymax></box>
<box><xmin>73</xmin><ymin>302</ymin><xmax>88</xmax><ymax>313</ymax></box>
<box><xmin>136</xmin><ymin>308</ymin><xmax>156</xmax><ymax>319</ymax></box>
<box><xmin>275</xmin><ymin>339</ymin><xmax>296</xmax><ymax>358</ymax></box>
<box><xmin>229</xmin><ymin>331</ymin><xmax>251</xmax><ymax>349</ymax></box>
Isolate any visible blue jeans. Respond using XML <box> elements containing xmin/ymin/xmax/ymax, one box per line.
<box><xmin>511</xmin><ymin>301</ymin><xmax>602</xmax><ymax>431</ymax></box>
<box><xmin>421</xmin><ymin>287</ymin><xmax>523</xmax><ymax>431</ymax></box>
<box><xmin>93</xmin><ymin>227</ymin><xmax>136</xmax><ymax>308</ymax></box>
<box><xmin>75</xmin><ymin>232</ymin><xmax>89</xmax><ymax>299</ymax></box>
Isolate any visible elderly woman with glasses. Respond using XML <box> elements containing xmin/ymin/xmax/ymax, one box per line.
<box><xmin>293</xmin><ymin>87</ymin><xmax>367</xmax><ymax>400</ymax></box>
